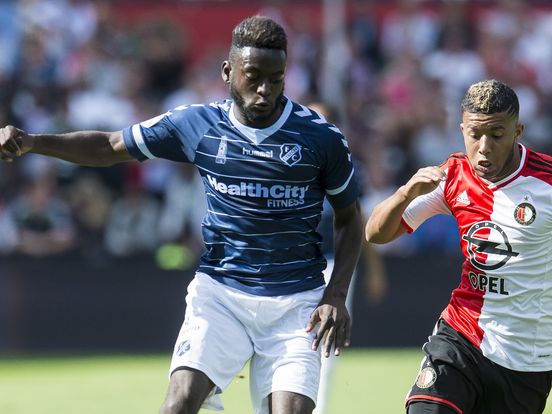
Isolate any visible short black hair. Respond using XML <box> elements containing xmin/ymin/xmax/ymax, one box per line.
<box><xmin>230</xmin><ymin>15</ymin><xmax>287</xmax><ymax>56</ymax></box>
<box><xmin>461</xmin><ymin>79</ymin><xmax>519</xmax><ymax>119</ymax></box>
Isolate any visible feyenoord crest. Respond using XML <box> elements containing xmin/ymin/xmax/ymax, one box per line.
<box><xmin>514</xmin><ymin>202</ymin><xmax>536</xmax><ymax>226</ymax></box>
<box><xmin>416</xmin><ymin>366</ymin><xmax>437</xmax><ymax>389</ymax></box>
<box><xmin>279</xmin><ymin>143</ymin><xmax>302</xmax><ymax>166</ymax></box>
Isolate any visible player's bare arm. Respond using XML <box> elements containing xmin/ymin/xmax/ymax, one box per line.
<box><xmin>306</xmin><ymin>199</ymin><xmax>362</xmax><ymax>358</ymax></box>
<box><xmin>365</xmin><ymin>166</ymin><xmax>446</xmax><ymax>244</ymax></box>
<box><xmin>0</xmin><ymin>125</ymin><xmax>133</xmax><ymax>166</ymax></box>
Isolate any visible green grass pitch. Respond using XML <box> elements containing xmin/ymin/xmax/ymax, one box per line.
<box><xmin>1</xmin><ymin>349</ymin><xmax>551</xmax><ymax>413</ymax></box>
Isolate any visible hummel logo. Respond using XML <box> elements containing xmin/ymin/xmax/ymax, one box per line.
<box><xmin>456</xmin><ymin>190</ymin><xmax>470</xmax><ymax>205</ymax></box>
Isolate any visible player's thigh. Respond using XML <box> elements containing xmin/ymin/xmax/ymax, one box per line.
<box><xmin>168</xmin><ymin>273</ymin><xmax>254</xmax><ymax>391</ymax></box>
<box><xmin>407</xmin><ymin>401</ymin><xmax>458</xmax><ymax>414</ymax></box>
<box><xmin>270</xmin><ymin>390</ymin><xmax>315</xmax><ymax>414</ymax></box>
<box><xmin>483</xmin><ymin>365</ymin><xmax>552</xmax><ymax>414</ymax></box>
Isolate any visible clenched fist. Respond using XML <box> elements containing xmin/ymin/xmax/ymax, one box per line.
<box><xmin>0</xmin><ymin>126</ymin><xmax>33</xmax><ymax>161</ymax></box>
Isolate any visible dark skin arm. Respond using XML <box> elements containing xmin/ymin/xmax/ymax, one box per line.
<box><xmin>306</xmin><ymin>199</ymin><xmax>363</xmax><ymax>357</ymax></box>
<box><xmin>0</xmin><ymin>126</ymin><xmax>133</xmax><ymax>166</ymax></box>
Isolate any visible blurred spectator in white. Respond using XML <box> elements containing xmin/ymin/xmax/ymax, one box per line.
<box><xmin>510</xmin><ymin>7</ymin><xmax>552</xmax><ymax>94</ymax></box>
<box><xmin>410</xmin><ymin>79</ymin><xmax>463</xmax><ymax>168</ymax></box>
<box><xmin>422</xmin><ymin>1</ymin><xmax>486</xmax><ymax>129</ymax></box>
<box><xmin>380</xmin><ymin>0</ymin><xmax>440</xmax><ymax>60</ymax></box>
<box><xmin>104</xmin><ymin>164</ymin><xmax>160</xmax><ymax>257</ymax></box>
<box><xmin>62</xmin><ymin>3</ymin><xmax>144</xmax><ymax>130</ymax></box>
<box><xmin>345</xmin><ymin>0</ymin><xmax>380</xmax><ymax>104</ymax></box>
<box><xmin>66</xmin><ymin>68</ymin><xmax>139</xmax><ymax>131</ymax></box>
<box><xmin>477</xmin><ymin>0</ymin><xmax>525</xmax><ymax>45</ymax></box>
<box><xmin>18</xmin><ymin>0</ymin><xmax>97</xmax><ymax>72</ymax></box>
<box><xmin>374</xmin><ymin>53</ymin><xmax>429</xmax><ymax>184</ymax></box>
<box><xmin>11</xmin><ymin>33</ymin><xmax>60</xmax><ymax>133</ymax></box>
<box><xmin>282</xmin><ymin>9</ymin><xmax>319</xmax><ymax>102</ymax></box>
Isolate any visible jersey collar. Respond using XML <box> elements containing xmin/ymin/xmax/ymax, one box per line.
<box><xmin>228</xmin><ymin>97</ymin><xmax>292</xmax><ymax>145</ymax></box>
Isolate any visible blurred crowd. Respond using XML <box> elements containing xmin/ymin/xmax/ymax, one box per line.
<box><xmin>1</xmin><ymin>0</ymin><xmax>551</xmax><ymax>262</ymax></box>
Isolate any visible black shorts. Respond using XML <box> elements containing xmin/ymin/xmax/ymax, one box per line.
<box><xmin>406</xmin><ymin>319</ymin><xmax>552</xmax><ymax>414</ymax></box>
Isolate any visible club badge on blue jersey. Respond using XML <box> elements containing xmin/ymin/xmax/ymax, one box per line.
<box><xmin>280</xmin><ymin>143</ymin><xmax>302</xmax><ymax>166</ymax></box>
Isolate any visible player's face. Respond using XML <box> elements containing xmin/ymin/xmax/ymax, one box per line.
<box><xmin>223</xmin><ymin>47</ymin><xmax>286</xmax><ymax>128</ymax></box>
<box><xmin>461</xmin><ymin>111</ymin><xmax>524</xmax><ymax>183</ymax></box>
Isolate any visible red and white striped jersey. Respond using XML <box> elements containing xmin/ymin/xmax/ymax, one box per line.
<box><xmin>402</xmin><ymin>144</ymin><xmax>552</xmax><ymax>371</ymax></box>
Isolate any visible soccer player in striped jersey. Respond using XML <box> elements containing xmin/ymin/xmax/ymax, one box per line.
<box><xmin>365</xmin><ymin>79</ymin><xmax>552</xmax><ymax>414</ymax></box>
<box><xmin>0</xmin><ymin>16</ymin><xmax>362</xmax><ymax>414</ymax></box>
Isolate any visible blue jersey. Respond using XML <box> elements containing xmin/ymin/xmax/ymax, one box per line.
<box><xmin>122</xmin><ymin>97</ymin><xmax>359</xmax><ymax>296</ymax></box>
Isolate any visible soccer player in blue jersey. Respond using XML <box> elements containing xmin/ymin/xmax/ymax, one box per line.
<box><xmin>0</xmin><ymin>16</ymin><xmax>362</xmax><ymax>414</ymax></box>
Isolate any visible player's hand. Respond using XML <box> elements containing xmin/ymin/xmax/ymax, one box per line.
<box><xmin>0</xmin><ymin>125</ymin><xmax>33</xmax><ymax>162</ymax></box>
<box><xmin>401</xmin><ymin>166</ymin><xmax>446</xmax><ymax>200</ymax></box>
<box><xmin>306</xmin><ymin>298</ymin><xmax>351</xmax><ymax>358</ymax></box>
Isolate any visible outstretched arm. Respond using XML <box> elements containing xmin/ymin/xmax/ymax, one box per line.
<box><xmin>306</xmin><ymin>199</ymin><xmax>362</xmax><ymax>357</ymax></box>
<box><xmin>0</xmin><ymin>126</ymin><xmax>133</xmax><ymax>166</ymax></box>
<box><xmin>365</xmin><ymin>166</ymin><xmax>446</xmax><ymax>244</ymax></box>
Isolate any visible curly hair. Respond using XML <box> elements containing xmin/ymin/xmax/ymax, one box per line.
<box><xmin>461</xmin><ymin>79</ymin><xmax>519</xmax><ymax>118</ymax></box>
<box><xmin>230</xmin><ymin>15</ymin><xmax>287</xmax><ymax>57</ymax></box>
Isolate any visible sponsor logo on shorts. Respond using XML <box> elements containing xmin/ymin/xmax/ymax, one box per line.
<box><xmin>176</xmin><ymin>340</ymin><xmax>191</xmax><ymax>356</ymax></box>
<box><xmin>416</xmin><ymin>366</ymin><xmax>437</xmax><ymax>389</ymax></box>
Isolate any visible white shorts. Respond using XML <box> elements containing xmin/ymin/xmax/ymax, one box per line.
<box><xmin>168</xmin><ymin>272</ymin><xmax>324</xmax><ymax>414</ymax></box>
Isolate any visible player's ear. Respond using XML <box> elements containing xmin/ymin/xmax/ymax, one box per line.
<box><xmin>515</xmin><ymin>123</ymin><xmax>524</xmax><ymax>142</ymax></box>
<box><xmin>221</xmin><ymin>61</ymin><xmax>231</xmax><ymax>84</ymax></box>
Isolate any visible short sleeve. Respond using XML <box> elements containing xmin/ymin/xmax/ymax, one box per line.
<box><xmin>321</xmin><ymin>132</ymin><xmax>360</xmax><ymax>209</ymax></box>
<box><xmin>122</xmin><ymin>104</ymin><xmax>218</xmax><ymax>163</ymax></box>
<box><xmin>402</xmin><ymin>180</ymin><xmax>451</xmax><ymax>232</ymax></box>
